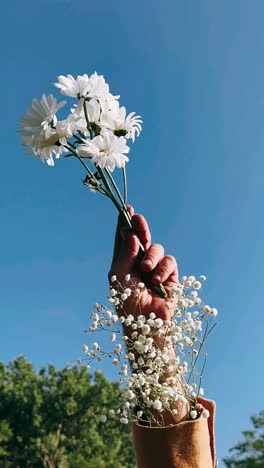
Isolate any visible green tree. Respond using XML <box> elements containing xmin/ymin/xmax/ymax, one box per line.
<box><xmin>0</xmin><ymin>356</ymin><xmax>135</xmax><ymax>467</ymax></box>
<box><xmin>223</xmin><ymin>410</ymin><xmax>264</xmax><ymax>467</ymax></box>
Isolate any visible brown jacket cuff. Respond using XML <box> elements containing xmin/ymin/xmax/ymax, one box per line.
<box><xmin>133</xmin><ymin>399</ymin><xmax>216</xmax><ymax>468</ymax></box>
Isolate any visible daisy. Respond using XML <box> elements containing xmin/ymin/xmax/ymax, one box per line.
<box><xmin>78</xmin><ymin>133</ymin><xmax>129</xmax><ymax>172</ymax></box>
<box><xmin>19</xmin><ymin>94</ymin><xmax>66</xmax><ymax>138</ymax></box>
<box><xmin>54</xmin><ymin>74</ymin><xmax>91</xmax><ymax>98</ymax></box>
<box><xmin>100</xmin><ymin>105</ymin><xmax>142</xmax><ymax>142</ymax></box>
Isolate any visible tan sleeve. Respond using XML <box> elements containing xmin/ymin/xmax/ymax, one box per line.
<box><xmin>132</xmin><ymin>399</ymin><xmax>216</xmax><ymax>468</ymax></box>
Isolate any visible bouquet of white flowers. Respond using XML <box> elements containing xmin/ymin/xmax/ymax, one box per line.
<box><xmin>19</xmin><ymin>73</ymin><xmax>218</xmax><ymax>428</ymax></box>
<box><xmin>19</xmin><ymin>72</ymin><xmax>166</xmax><ymax>297</ymax></box>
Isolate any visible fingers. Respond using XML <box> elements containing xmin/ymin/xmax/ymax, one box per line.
<box><xmin>141</xmin><ymin>249</ymin><xmax>178</xmax><ymax>285</ymax></box>
<box><xmin>114</xmin><ymin>231</ymin><xmax>140</xmax><ymax>275</ymax></box>
<box><xmin>141</xmin><ymin>244</ymin><xmax>164</xmax><ymax>272</ymax></box>
<box><xmin>152</xmin><ymin>255</ymin><xmax>178</xmax><ymax>284</ymax></box>
<box><xmin>131</xmin><ymin>214</ymin><xmax>151</xmax><ymax>250</ymax></box>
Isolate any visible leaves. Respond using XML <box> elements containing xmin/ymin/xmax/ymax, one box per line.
<box><xmin>223</xmin><ymin>410</ymin><xmax>264</xmax><ymax>467</ymax></box>
<box><xmin>0</xmin><ymin>356</ymin><xmax>135</xmax><ymax>467</ymax></box>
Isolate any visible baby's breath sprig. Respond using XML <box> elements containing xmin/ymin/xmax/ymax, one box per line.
<box><xmin>80</xmin><ymin>274</ymin><xmax>218</xmax><ymax>427</ymax></box>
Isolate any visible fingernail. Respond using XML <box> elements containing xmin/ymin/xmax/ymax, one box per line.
<box><xmin>153</xmin><ymin>274</ymin><xmax>161</xmax><ymax>283</ymax></box>
<box><xmin>142</xmin><ymin>259</ymin><xmax>152</xmax><ymax>267</ymax></box>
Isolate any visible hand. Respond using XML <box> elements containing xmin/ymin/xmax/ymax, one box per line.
<box><xmin>109</xmin><ymin>206</ymin><xmax>178</xmax><ymax>321</ymax></box>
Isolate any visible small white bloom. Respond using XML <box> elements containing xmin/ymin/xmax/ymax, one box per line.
<box><xmin>211</xmin><ymin>308</ymin><xmax>218</xmax><ymax>317</ymax></box>
<box><xmin>120</xmin><ymin>417</ymin><xmax>129</xmax><ymax>424</ymax></box>
<box><xmin>92</xmin><ymin>342</ymin><xmax>99</xmax><ymax>351</ymax></box>
<box><xmin>202</xmin><ymin>409</ymin><xmax>210</xmax><ymax>418</ymax></box>
<box><xmin>100</xmin><ymin>415</ymin><xmax>107</xmax><ymax>423</ymax></box>
<box><xmin>154</xmin><ymin>318</ymin><xmax>163</xmax><ymax>328</ymax></box>
<box><xmin>111</xmin><ymin>275</ymin><xmax>117</xmax><ymax>282</ymax></box>
<box><xmin>82</xmin><ymin>345</ymin><xmax>88</xmax><ymax>353</ymax></box>
<box><xmin>110</xmin><ymin>333</ymin><xmax>116</xmax><ymax>342</ymax></box>
<box><xmin>149</xmin><ymin>312</ymin><xmax>156</xmax><ymax>319</ymax></box>
<box><xmin>153</xmin><ymin>400</ymin><xmax>162</xmax><ymax>411</ymax></box>
<box><xmin>193</xmin><ymin>281</ymin><xmax>201</xmax><ymax>290</ymax></box>
<box><xmin>190</xmin><ymin>410</ymin><xmax>198</xmax><ymax>420</ymax></box>
<box><xmin>112</xmin><ymin>358</ymin><xmax>119</xmax><ymax>365</ymax></box>
<box><xmin>125</xmin><ymin>274</ymin><xmax>131</xmax><ymax>281</ymax></box>
<box><xmin>121</xmin><ymin>293</ymin><xmax>128</xmax><ymax>301</ymax></box>
<box><xmin>204</xmin><ymin>305</ymin><xmax>211</xmax><ymax>314</ymax></box>
<box><xmin>138</xmin><ymin>282</ymin><xmax>145</xmax><ymax>289</ymax></box>
<box><xmin>199</xmin><ymin>388</ymin><xmax>204</xmax><ymax>396</ymax></box>
<box><xmin>128</xmin><ymin>352</ymin><xmax>135</xmax><ymax>361</ymax></box>
<box><xmin>142</xmin><ymin>324</ymin><xmax>151</xmax><ymax>335</ymax></box>
<box><xmin>200</xmin><ymin>275</ymin><xmax>207</xmax><ymax>281</ymax></box>
<box><xmin>194</xmin><ymin>320</ymin><xmax>202</xmax><ymax>331</ymax></box>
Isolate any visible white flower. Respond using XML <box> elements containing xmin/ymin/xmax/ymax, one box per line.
<box><xmin>120</xmin><ymin>417</ymin><xmax>128</xmax><ymax>424</ymax></box>
<box><xmin>202</xmin><ymin>409</ymin><xmax>210</xmax><ymax>418</ymax></box>
<box><xmin>142</xmin><ymin>324</ymin><xmax>151</xmax><ymax>335</ymax></box>
<box><xmin>200</xmin><ymin>275</ymin><xmax>207</xmax><ymax>281</ymax></box>
<box><xmin>54</xmin><ymin>74</ymin><xmax>91</xmax><ymax>98</ymax></box>
<box><xmin>111</xmin><ymin>275</ymin><xmax>117</xmax><ymax>282</ymax></box>
<box><xmin>100</xmin><ymin>105</ymin><xmax>142</xmax><ymax>142</ymax></box>
<box><xmin>82</xmin><ymin>345</ymin><xmax>88</xmax><ymax>353</ymax></box>
<box><xmin>110</xmin><ymin>333</ymin><xmax>116</xmax><ymax>341</ymax></box>
<box><xmin>125</xmin><ymin>274</ymin><xmax>131</xmax><ymax>281</ymax></box>
<box><xmin>211</xmin><ymin>308</ymin><xmax>218</xmax><ymax>317</ymax></box>
<box><xmin>19</xmin><ymin>94</ymin><xmax>67</xmax><ymax>166</ymax></box>
<box><xmin>88</xmin><ymin>72</ymin><xmax>118</xmax><ymax>103</ymax></box>
<box><xmin>190</xmin><ymin>410</ymin><xmax>198</xmax><ymax>419</ymax></box>
<box><xmin>193</xmin><ymin>281</ymin><xmax>201</xmax><ymax>290</ymax></box>
<box><xmin>78</xmin><ymin>133</ymin><xmax>129</xmax><ymax>172</ymax></box>
<box><xmin>153</xmin><ymin>399</ymin><xmax>162</xmax><ymax>411</ymax></box>
<box><xmin>138</xmin><ymin>282</ymin><xmax>145</xmax><ymax>289</ymax></box>
<box><xmin>154</xmin><ymin>318</ymin><xmax>163</xmax><ymax>328</ymax></box>
<box><xmin>100</xmin><ymin>414</ymin><xmax>107</xmax><ymax>423</ymax></box>
<box><xmin>19</xmin><ymin>94</ymin><xmax>66</xmax><ymax>136</ymax></box>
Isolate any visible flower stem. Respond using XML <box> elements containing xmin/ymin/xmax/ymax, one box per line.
<box><xmin>122</xmin><ymin>168</ymin><xmax>127</xmax><ymax>205</ymax></box>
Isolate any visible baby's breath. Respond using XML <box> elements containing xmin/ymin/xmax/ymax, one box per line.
<box><xmin>81</xmin><ymin>274</ymin><xmax>218</xmax><ymax>427</ymax></box>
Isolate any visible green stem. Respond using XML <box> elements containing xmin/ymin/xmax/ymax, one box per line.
<box><xmin>64</xmin><ymin>144</ymin><xmax>93</xmax><ymax>178</ymax></box>
<box><xmin>83</xmin><ymin>100</ymin><xmax>93</xmax><ymax>136</ymax></box>
<box><xmin>105</xmin><ymin>168</ymin><xmax>128</xmax><ymax>214</ymax></box>
<box><xmin>122</xmin><ymin>168</ymin><xmax>128</xmax><ymax>205</ymax></box>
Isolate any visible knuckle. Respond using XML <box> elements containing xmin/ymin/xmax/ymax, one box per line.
<box><xmin>164</xmin><ymin>254</ymin><xmax>176</xmax><ymax>264</ymax></box>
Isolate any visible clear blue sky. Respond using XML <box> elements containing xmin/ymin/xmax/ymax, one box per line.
<box><xmin>1</xmin><ymin>0</ymin><xmax>263</xmax><ymax>464</ymax></box>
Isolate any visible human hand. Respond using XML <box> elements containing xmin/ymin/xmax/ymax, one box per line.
<box><xmin>109</xmin><ymin>206</ymin><xmax>178</xmax><ymax>321</ymax></box>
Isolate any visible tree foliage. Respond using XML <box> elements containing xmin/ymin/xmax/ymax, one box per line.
<box><xmin>223</xmin><ymin>410</ymin><xmax>264</xmax><ymax>467</ymax></box>
<box><xmin>0</xmin><ymin>356</ymin><xmax>135</xmax><ymax>467</ymax></box>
